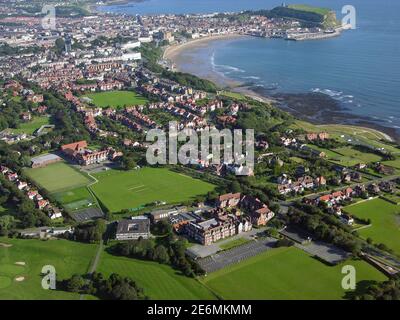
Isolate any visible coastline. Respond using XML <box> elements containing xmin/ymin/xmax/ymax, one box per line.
<box><xmin>162</xmin><ymin>36</ymin><xmax>398</xmax><ymax>142</ymax></box>
<box><xmin>163</xmin><ymin>33</ymin><xmax>276</xmax><ymax>104</ymax></box>
<box><xmin>163</xmin><ymin>33</ymin><xmax>247</xmax><ymax>63</ymax></box>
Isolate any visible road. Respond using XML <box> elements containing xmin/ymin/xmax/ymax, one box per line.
<box><xmin>79</xmin><ymin>240</ymin><xmax>104</xmax><ymax>300</ymax></box>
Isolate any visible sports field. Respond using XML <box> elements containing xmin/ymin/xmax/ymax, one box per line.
<box><xmin>202</xmin><ymin>247</ymin><xmax>386</xmax><ymax>300</ymax></box>
<box><xmin>85</xmin><ymin>90</ymin><xmax>148</xmax><ymax>108</ymax></box>
<box><xmin>11</xmin><ymin>116</ymin><xmax>51</xmax><ymax>135</ymax></box>
<box><xmin>0</xmin><ymin>238</ymin><xmax>98</xmax><ymax>300</ymax></box>
<box><xmin>24</xmin><ymin>162</ymin><xmax>93</xmax><ymax>193</ymax></box>
<box><xmin>90</xmin><ymin>168</ymin><xmax>216</xmax><ymax>213</ymax></box>
<box><xmin>345</xmin><ymin>198</ymin><xmax>400</xmax><ymax>254</ymax></box>
<box><xmin>53</xmin><ymin>186</ymin><xmax>98</xmax><ymax>211</ymax></box>
<box><xmin>97</xmin><ymin>249</ymin><xmax>215</xmax><ymax>300</ymax></box>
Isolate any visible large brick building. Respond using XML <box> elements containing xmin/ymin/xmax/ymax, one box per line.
<box><xmin>185</xmin><ymin>216</ymin><xmax>251</xmax><ymax>246</ymax></box>
<box><xmin>61</xmin><ymin>140</ymin><xmax>108</xmax><ymax>166</ymax></box>
<box><xmin>216</xmin><ymin>193</ymin><xmax>241</xmax><ymax>209</ymax></box>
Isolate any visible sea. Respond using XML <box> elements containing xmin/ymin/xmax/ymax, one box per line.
<box><xmin>98</xmin><ymin>0</ymin><xmax>400</xmax><ymax>131</ymax></box>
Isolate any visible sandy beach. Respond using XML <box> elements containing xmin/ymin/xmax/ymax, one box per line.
<box><xmin>163</xmin><ymin>33</ymin><xmax>246</xmax><ymax>61</ymax></box>
<box><xmin>163</xmin><ymin>33</ymin><xmax>276</xmax><ymax>104</ymax></box>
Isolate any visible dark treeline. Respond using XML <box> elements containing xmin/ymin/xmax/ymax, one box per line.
<box><xmin>353</xmin><ymin>277</ymin><xmax>400</xmax><ymax>300</ymax></box>
<box><xmin>111</xmin><ymin>224</ymin><xmax>205</xmax><ymax>278</ymax></box>
<box><xmin>288</xmin><ymin>203</ymin><xmax>362</xmax><ymax>255</ymax></box>
<box><xmin>0</xmin><ymin>43</ymin><xmax>43</xmax><ymax>57</ymax></box>
<box><xmin>73</xmin><ymin>219</ymin><xmax>107</xmax><ymax>243</ymax></box>
<box><xmin>60</xmin><ymin>272</ymin><xmax>147</xmax><ymax>300</ymax></box>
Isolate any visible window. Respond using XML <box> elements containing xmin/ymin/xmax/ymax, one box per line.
<box><xmin>127</xmin><ymin>223</ymin><xmax>139</xmax><ymax>232</ymax></box>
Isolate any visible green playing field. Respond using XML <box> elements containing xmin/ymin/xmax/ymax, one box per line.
<box><xmin>0</xmin><ymin>238</ymin><xmax>98</xmax><ymax>300</ymax></box>
<box><xmin>85</xmin><ymin>90</ymin><xmax>148</xmax><ymax>108</ymax></box>
<box><xmin>202</xmin><ymin>247</ymin><xmax>387</xmax><ymax>300</ymax></box>
<box><xmin>24</xmin><ymin>162</ymin><xmax>93</xmax><ymax>193</ymax></box>
<box><xmin>345</xmin><ymin>198</ymin><xmax>400</xmax><ymax>255</ymax></box>
<box><xmin>90</xmin><ymin>168</ymin><xmax>216</xmax><ymax>213</ymax></box>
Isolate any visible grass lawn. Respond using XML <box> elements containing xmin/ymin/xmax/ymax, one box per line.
<box><xmin>97</xmin><ymin>249</ymin><xmax>216</xmax><ymax>300</ymax></box>
<box><xmin>382</xmin><ymin>159</ymin><xmax>400</xmax><ymax>169</ymax></box>
<box><xmin>333</xmin><ymin>147</ymin><xmax>382</xmax><ymax>164</ymax></box>
<box><xmin>11</xmin><ymin>116</ymin><xmax>50</xmax><ymax>135</ymax></box>
<box><xmin>90</xmin><ymin>168</ymin><xmax>216</xmax><ymax>213</ymax></box>
<box><xmin>380</xmin><ymin>193</ymin><xmax>400</xmax><ymax>205</ymax></box>
<box><xmin>288</xmin><ymin>4</ymin><xmax>331</xmax><ymax>16</ymax></box>
<box><xmin>319</xmin><ymin>146</ymin><xmax>384</xmax><ymax>167</ymax></box>
<box><xmin>306</xmin><ymin>144</ymin><xmax>342</xmax><ymax>159</ymax></box>
<box><xmin>24</xmin><ymin>162</ymin><xmax>93</xmax><ymax>193</ymax></box>
<box><xmin>0</xmin><ymin>238</ymin><xmax>98</xmax><ymax>300</ymax></box>
<box><xmin>219</xmin><ymin>91</ymin><xmax>247</xmax><ymax>101</ymax></box>
<box><xmin>219</xmin><ymin>238</ymin><xmax>251</xmax><ymax>251</ymax></box>
<box><xmin>290</xmin><ymin>157</ymin><xmax>306</xmax><ymax>164</ymax></box>
<box><xmin>85</xmin><ymin>90</ymin><xmax>148</xmax><ymax>108</ymax></box>
<box><xmin>202</xmin><ymin>247</ymin><xmax>386</xmax><ymax>300</ymax></box>
<box><xmin>345</xmin><ymin>198</ymin><xmax>400</xmax><ymax>255</ymax></box>
<box><xmin>291</xmin><ymin>121</ymin><xmax>400</xmax><ymax>155</ymax></box>
<box><xmin>53</xmin><ymin>186</ymin><xmax>98</xmax><ymax>211</ymax></box>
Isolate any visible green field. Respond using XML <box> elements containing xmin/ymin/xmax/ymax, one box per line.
<box><xmin>24</xmin><ymin>162</ymin><xmax>93</xmax><ymax>193</ymax></box>
<box><xmin>345</xmin><ymin>198</ymin><xmax>400</xmax><ymax>254</ymax></box>
<box><xmin>290</xmin><ymin>156</ymin><xmax>306</xmax><ymax>164</ymax></box>
<box><xmin>288</xmin><ymin>4</ymin><xmax>331</xmax><ymax>16</ymax></box>
<box><xmin>11</xmin><ymin>116</ymin><xmax>50</xmax><ymax>135</ymax></box>
<box><xmin>202</xmin><ymin>247</ymin><xmax>386</xmax><ymax>300</ymax></box>
<box><xmin>97</xmin><ymin>249</ymin><xmax>216</xmax><ymax>300</ymax></box>
<box><xmin>90</xmin><ymin>168</ymin><xmax>216</xmax><ymax>213</ymax></box>
<box><xmin>53</xmin><ymin>186</ymin><xmax>97</xmax><ymax>211</ymax></box>
<box><xmin>85</xmin><ymin>90</ymin><xmax>148</xmax><ymax>108</ymax></box>
<box><xmin>333</xmin><ymin>147</ymin><xmax>382</xmax><ymax>164</ymax></box>
<box><xmin>0</xmin><ymin>238</ymin><xmax>97</xmax><ymax>300</ymax></box>
<box><xmin>306</xmin><ymin>144</ymin><xmax>382</xmax><ymax>167</ymax></box>
<box><xmin>218</xmin><ymin>91</ymin><xmax>247</xmax><ymax>101</ymax></box>
<box><xmin>219</xmin><ymin>238</ymin><xmax>251</xmax><ymax>251</ymax></box>
<box><xmin>382</xmin><ymin>159</ymin><xmax>400</xmax><ymax>169</ymax></box>
<box><xmin>306</xmin><ymin>144</ymin><xmax>342</xmax><ymax>159</ymax></box>
<box><xmin>291</xmin><ymin>121</ymin><xmax>400</xmax><ymax>155</ymax></box>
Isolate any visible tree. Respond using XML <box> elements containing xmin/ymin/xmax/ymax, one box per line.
<box><xmin>121</xmin><ymin>155</ymin><xmax>137</xmax><ymax>171</ymax></box>
<box><xmin>230</xmin><ymin>181</ymin><xmax>241</xmax><ymax>193</ymax></box>
<box><xmin>66</xmin><ymin>274</ymin><xmax>86</xmax><ymax>293</ymax></box>
<box><xmin>110</xmin><ymin>282</ymin><xmax>139</xmax><ymax>300</ymax></box>
<box><xmin>0</xmin><ymin>215</ymin><xmax>15</xmax><ymax>235</ymax></box>
<box><xmin>153</xmin><ymin>245</ymin><xmax>170</xmax><ymax>264</ymax></box>
<box><xmin>54</xmin><ymin>38</ymin><xmax>65</xmax><ymax>54</ymax></box>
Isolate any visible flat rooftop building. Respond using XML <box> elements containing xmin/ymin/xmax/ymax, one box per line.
<box><xmin>31</xmin><ymin>153</ymin><xmax>62</xmax><ymax>168</ymax></box>
<box><xmin>116</xmin><ymin>216</ymin><xmax>150</xmax><ymax>241</ymax></box>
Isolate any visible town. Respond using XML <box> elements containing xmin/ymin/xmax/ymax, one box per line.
<box><xmin>0</xmin><ymin>0</ymin><xmax>399</xmax><ymax>302</ymax></box>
